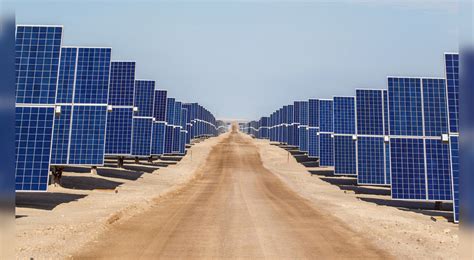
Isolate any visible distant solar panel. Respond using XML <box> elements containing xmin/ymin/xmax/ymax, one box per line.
<box><xmin>318</xmin><ymin>100</ymin><xmax>334</xmax><ymax>166</ymax></box>
<box><xmin>334</xmin><ymin>135</ymin><xmax>356</xmax><ymax>175</ymax></box>
<box><xmin>333</xmin><ymin>97</ymin><xmax>355</xmax><ymax>135</ymax></box>
<box><xmin>319</xmin><ymin>100</ymin><xmax>333</xmax><ymax>133</ymax></box>
<box><xmin>15</xmin><ymin>25</ymin><xmax>63</xmax><ymax>191</ymax></box>
<box><xmin>105</xmin><ymin>61</ymin><xmax>136</xmax><ymax>156</ymax></box>
<box><xmin>450</xmin><ymin>136</ymin><xmax>459</xmax><ymax>222</ymax></box>
<box><xmin>298</xmin><ymin>101</ymin><xmax>309</xmax><ymax>152</ymax></box>
<box><xmin>357</xmin><ymin>136</ymin><xmax>385</xmax><ymax>184</ymax></box>
<box><xmin>164</xmin><ymin>125</ymin><xmax>174</xmax><ymax>154</ymax></box>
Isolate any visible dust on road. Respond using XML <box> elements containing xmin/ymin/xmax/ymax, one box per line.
<box><xmin>75</xmin><ymin>132</ymin><xmax>390</xmax><ymax>259</ymax></box>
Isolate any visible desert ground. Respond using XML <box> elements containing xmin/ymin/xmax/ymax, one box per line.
<box><xmin>16</xmin><ymin>130</ymin><xmax>458</xmax><ymax>259</ymax></box>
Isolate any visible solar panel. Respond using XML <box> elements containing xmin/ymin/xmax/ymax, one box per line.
<box><xmin>390</xmin><ymin>138</ymin><xmax>426</xmax><ymax>200</ymax></box>
<box><xmin>357</xmin><ymin>136</ymin><xmax>385</xmax><ymax>184</ymax></box>
<box><xmin>132</xmin><ymin>80</ymin><xmax>155</xmax><ymax>157</ymax></box>
<box><xmin>333</xmin><ymin>97</ymin><xmax>356</xmax><ymax>135</ymax></box>
<box><xmin>388</xmin><ymin>78</ymin><xmax>423</xmax><ymax>137</ymax></box>
<box><xmin>355</xmin><ymin>89</ymin><xmax>389</xmax><ymax>185</ymax></box>
<box><xmin>172</xmin><ymin>102</ymin><xmax>182</xmax><ymax>153</ymax></box>
<box><xmin>164</xmin><ymin>125</ymin><xmax>174</xmax><ymax>154</ymax></box>
<box><xmin>105</xmin><ymin>61</ymin><xmax>136</xmax><ymax>156</ymax></box>
<box><xmin>318</xmin><ymin>100</ymin><xmax>334</xmax><ymax>166</ymax></box>
<box><xmin>166</xmin><ymin>98</ymin><xmax>175</xmax><ymax>125</ymax></box>
<box><xmin>450</xmin><ymin>136</ymin><xmax>459</xmax><ymax>222</ymax></box>
<box><xmin>15</xmin><ymin>25</ymin><xmax>63</xmax><ymax>191</ymax></box>
<box><xmin>388</xmin><ymin>77</ymin><xmax>452</xmax><ymax>202</ymax></box>
<box><xmin>132</xmin><ymin>118</ymin><xmax>153</xmax><ymax>156</ymax></box>
<box><xmin>51</xmin><ymin>47</ymin><xmax>111</xmax><ymax>166</ymax></box>
<box><xmin>319</xmin><ymin>100</ymin><xmax>333</xmax><ymax>133</ymax></box>
<box><xmin>445</xmin><ymin>53</ymin><xmax>459</xmax><ymax>133</ymax></box>
<box><xmin>319</xmin><ymin>133</ymin><xmax>334</xmax><ymax>166</ymax></box>
<box><xmin>308</xmin><ymin>128</ymin><xmax>319</xmax><ymax>158</ymax></box>
<box><xmin>293</xmin><ymin>102</ymin><xmax>301</xmax><ymax>147</ymax></box>
<box><xmin>333</xmin><ymin>97</ymin><xmax>356</xmax><ymax>175</ymax></box>
<box><xmin>445</xmin><ymin>53</ymin><xmax>460</xmax><ymax>223</ymax></box>
<box><xmin>298</xmin><ymin>101</ymin><xmax>309</xmax><ymax>152</ymax></box>
<box><xmin>68</xmin><ymin>105</ymin><xmax>108</xmax><ymax>165</ymax></box>
<box><xmin>151</xmin><ymin>122</ymin><xmax>166</xmax><ymax>156</ymax></box>
<box><xmin>151</xmin><ymin>90</ymin><xmax>167</xmax><ymax>156</ymax></box>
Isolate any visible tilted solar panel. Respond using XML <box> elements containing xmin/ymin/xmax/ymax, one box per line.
<box><xmin>319</xmin><ymin>133</ymin><xmax>334</xmax><ymax>166</ymax></box>
<box><xmin>105</xmin><ymin>61</ymin><xmax>136</xmax><ymax>156</ymax></box>
<box><xmin>15</xmin><ymin>25</ymin><xmax>63</xmax><ymax>191</ymax></box>
<box><xmin>132</xmin><ymin>80</ymin><xmax>155</xmax><ymax>157</ymax></box>
<box><xmin>51</xmin><ymin>47</ymin><xmax>111</xmax><ymax>166</ymax></box>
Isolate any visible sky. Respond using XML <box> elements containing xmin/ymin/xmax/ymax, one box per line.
<box><xmin>15</xmin><ymin>0</ymin><xmax>459</xmax><ymax>120</ymax></box>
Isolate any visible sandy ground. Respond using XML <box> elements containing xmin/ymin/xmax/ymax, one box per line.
<box><xmin>75</xmin><ymin>131</ymin><xmax>389</xmax><ymax>259</ymax></box>
<box><xmin>15</xmin><ymin>135</ymin><xmax>225</xmax><ymax>259</ymax></box>
<box><xmin>253</xmin><ymin>136</ymin><xmax>459</xmax><ymax>259</ymax></box>
<box><xmin>16</xmin><ymin>131</ymin><xmax>459</xmax><ymax>259</ymax></box>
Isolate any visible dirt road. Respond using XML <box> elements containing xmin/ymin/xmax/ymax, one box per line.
<box><xmin>75</xmin><ymin>131</ymin><xmax>390</xmax><ymax>259</ymax></box>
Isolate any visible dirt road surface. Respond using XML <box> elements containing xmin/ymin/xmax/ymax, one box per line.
<box><xmin>75</xmin><ymin>131</ymin><xmax>390</xmax><ymax>259</ymax></box>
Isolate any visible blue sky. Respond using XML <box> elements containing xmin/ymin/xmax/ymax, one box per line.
<box><xmin>15</xmin><ymin>1</ymin><xmax>459</xmax><ymax>120</ymax></box>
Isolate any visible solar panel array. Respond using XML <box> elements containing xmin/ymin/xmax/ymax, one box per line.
<box><xmin>245</xmin><ymin>52</ymin><xmax>460</xmax><ymax>223</ymax></box>
<box><xmin>15</xmin><ymin>24</ymin><xmax>219</xmax><ymax>193</ymax></box>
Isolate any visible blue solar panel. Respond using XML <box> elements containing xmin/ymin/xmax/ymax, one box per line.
<box><xmin>56</xmin><ymin>48</ymin><xmax>76</xmax><ymax>103</ymax></box>
<box><xmin>357</xmin><ymin>137</ymin><xmax>385</xmax><ymax>184</ymax></box>
<box><xmin>450</xmin><ymin>136</ymin><xmax>459</xmax><ymax>222</ymax></box>
<box><xmin>174</xmin><ymin>101</ymin><xmax>182</xmax><ymax>127</ymax></box>
<box><xmin>388</xmin><ymin>77</ymin><xmax>423</xmax><ymax>137</ymax></box>
<box><xmin>299</xmin><ymin>101</ymin><xmax>308</xmax><ymax>126</ymax></box>
<box><xmin>319</xmin><ymin>100</ymin><xmax>333</xmax><ymax>133</ymax></box>
<box><xmin>73</xmin><ymin>48</ymin><xmax>111</xmax><ymax>104</ymax></box>
<box><xmin>425</xmin><ymin>139</ymin><xmax>452</xmax><ymax>201</ymax></box>
<box><xmin>308</xmin><ymin>99</ymin><xmax>319</xmax><ymax>127</ymax></box>
<box><xmin>108</xmin><ymin>62</ymin><xmax>135</xmax><ymax>106</ymax></box>
<box><xmin>390</xmin><ymin>138</ymin><xmax>426</xmax><ymax>200</ymax></box>
<box><xmin>422</xmin><ymin>78</ymin><xmax>448</xmax><ymax>137</ymax></box>
<box><xmin>51</xmin><ymin>47</ymin><xmax>111</xmax><ymax>166</ymax></box>
<box><xmin>15</xmin><ymin>107</ymin><xmax>54</xmax><ymax>191</ymax></box>
<box><xmin>105</xmin><ymin>61</ymin><xmax>135</xmax><ymax>156</ymax></box>
<box><xmin>356</xmin><ymin>90</ymin><xmax>383</xmax><ymax>136</ymax></box>
<box><xmin>389</xmin><ymin>77</ymin><xmax>452</xmax><ymax>204</ymax></box>
<box><xmin>383</xmin><ymin>90</ymin><xmax>389</xmax><ymax>136</ymax></box>
<box><xmin>179</xmin><ymin>130</ymin><xmax>186</xmax><ymax>154</ymax></box>
<box><xmin>308</xmin><ymin>128</ymin><xmax>319</xmax><ymax>158</ymax></box>
<box><xmin>15</xmin><ymin>25</ymin><xmax>63</xmax><ymax>191</ymax></box>
<box><xmin>105</xmin><ymin>108</ymin><xmax>133</xmax><ymax>155</ymax></box>
<box><xmin>172</xmin><ymin>126</ymin><xmax>181</xmax><ymax>153</ymax></box>
<box><xmin>334</xmin><ymin>135</ymin><xmax>356</xmax><ymax>175</ymax></box>
<box><xmin>334</xmin><ymin>97</ymin><xmax>355</xmax><ymax>135</ymax></box>
<box><xmin>154</xmin><ymin>90</ymin><xmax>167</xmax><ymax>122</ymax></box>
<box><xmin>68</xmin><ymin>106</ymin><xmax>107</xmax><ymax>165</ymax></box>
<box><xmin>319</xmin><ymin>133</ymin><xmax>334</xmax><ymax>166</ymax></box>
<box><xmin>15</xmin><ymin>25</ymin><xmax>62</xmax><ymax>105</ymax></box>
<box><xmin>134</xmin><ymin>80</ymin><xmax>155</xmax><ymax>117</ymax></box>
<box><xmin>355</xmin><ymin>90</ymin><xmax>389</xmax><ymax>185</ymax></box>
<box><xmin>51</xmin><ymin>105</ymin><xmax>72</xmax><ymax>164</ymax></box>
<box><xmin>166</xmin><ymin>98</ymin><xmax>175</xmax><ymax>125</ymax></box>
<box><xmin>151</xmin><ymin>122</ymin><xmax>166</xmax><ymax>155</ymax></box>
<box><xmin>299</xmin><ymin>127</ymin><xmax>308</xmax><ymax>152</ymax></box>
<box><xmin>445</xmin><ymin>53</ymin><xmax>459</xmax><ymax>133</ymax></box>
<box><xmin>132</xmin><ymin>118</ymin><xmax>153</xmax><ymax>157</ymax></box>
<box><xmin>164</xmin><ymin>125</ymin><xmax>174</xmax><ymax>154</ymax></box>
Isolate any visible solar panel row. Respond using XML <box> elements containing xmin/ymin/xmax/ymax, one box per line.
<box><xmin>247</xmin><ymin>52</ymin><xmax>460</xmax><ymax>223</ymax></box>
<box><xmin>15</xmin><ymin>25</ymin><xmax>219</xmax><ymax>193</ymax></box>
